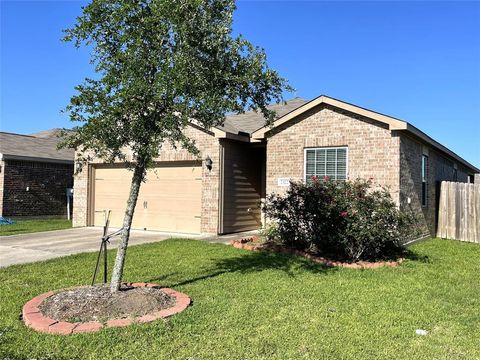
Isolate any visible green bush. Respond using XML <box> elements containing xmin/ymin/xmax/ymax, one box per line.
<box><xmin>263</xmin><ymin>177</ymin><xmax>419</xmax><ymax>262</ymax></box>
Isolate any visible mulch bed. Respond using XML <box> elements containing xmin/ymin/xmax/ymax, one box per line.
<box><xmin>40</xmin><ymin>284</ymin><xmax>175</xmax><ymax>323</ymax></box>
<box><xmin>22</xmin><ymin>283</ymin><xmax>191</xmax><ymax>335</ymax></box>
<box><xmin>231</xmin><ymin>237</ymin><xmax>404</xmax><ymax>269</ymax></box>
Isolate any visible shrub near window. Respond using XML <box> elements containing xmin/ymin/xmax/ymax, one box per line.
<box><xmin>263</xmin><ymin>177</ymin><xmax>419</xmax><ymax>262</ymax></box>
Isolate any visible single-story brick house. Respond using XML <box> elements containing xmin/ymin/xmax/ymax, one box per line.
<box><xmin>0</xmin><ymin>129</ymin><xmax>74</xmax><ymax>218</ymax></box>
<box><xmin>73</xmin><ymin>95</ymin><xmax>479</xmax><ymax>236</ymax></box>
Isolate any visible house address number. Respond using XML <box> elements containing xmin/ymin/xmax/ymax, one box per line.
<box><xmin>277</xmin><ymin>178</ymin><xmax>291</xmax><ymax>187</ymax></box>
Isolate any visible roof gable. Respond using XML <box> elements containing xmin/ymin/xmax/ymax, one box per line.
<box><xmin>251</xmin><ymin>95</ymin><xmax>408</xmax><ymax>139</ymax></box>
<box><xmin>249</xmin><ymin>95</ymin><xmax>479</xmax><ymax>173</ymax></box>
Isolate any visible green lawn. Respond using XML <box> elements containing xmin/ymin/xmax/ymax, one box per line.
<box><xmin>0</xmin><ymin>219</ymin><xmax>72</xmax><ymax>236</ymax></box>
<box><xmin>0</xmin><ymin>238</ymin><xmax>479</xmax><ymax>360</ymax></box>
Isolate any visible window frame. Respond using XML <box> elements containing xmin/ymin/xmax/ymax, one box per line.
<box><xmin>421</xmin><ymin>154</ymin><xmax>428</xmax><ymax>207</ymax></box>
<box><xmin>303</xmin><ymin>146</ymin><xmax>349</xmax><ymax>182</ymax></box>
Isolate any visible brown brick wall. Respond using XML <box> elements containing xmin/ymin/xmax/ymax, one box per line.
<box><xmin>1</xmin><ymin>160</ymin><xmax>73</xmax><ymax>217</ymax></box>
<box><xmin>0</xmin><ymin>160</ymin><xmax>5</xmax><ymax>216</ymax></box>
<box><xmin>399</xmin><ymin>134</ymin><xmax>470</xmax><ymax>236</ymax></box>
<box><xmin>73</xmin><ymin>125</ymin><xmax>220</xmax><ymax>234</ymax></box>
<box><xmin>266</xmin><ymin>104</ymin><xmax>400</xmax><ymax>203</ymax></box>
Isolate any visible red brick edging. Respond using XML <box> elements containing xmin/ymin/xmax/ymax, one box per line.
<box><xmin>231</xmin><ymin>238</ymin><xmax>404</xmax><ymax>269</ymax></box>
<box><xmin>22</xmin><ymin>283</ymin><xmax>190</xmax><ymax>335</ymax></box>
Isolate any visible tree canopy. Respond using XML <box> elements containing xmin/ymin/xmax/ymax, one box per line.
<box><xmin>62</xmin><ymin>0</ymin><xmax>291</xmax><ymax>292</ymax></box>
<box><xmin>63</xmin><ymin>0</ymin><xmax>290</xmax><ymax>169</ymax></box>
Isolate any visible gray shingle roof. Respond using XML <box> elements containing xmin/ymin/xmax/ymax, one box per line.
<box><xmin>29</xmin><ymin>128</ymin><xmax>64</xmax><ymax>138</ymax></box>
<box><xmin>216</xmin><ymin>97</ymin><xmax>308</xmax><ymax>135</ymax></box>
<box><xmin>0</xmin><ymin>131</ymin><xmax>74</xmax><ymax>163</ymax></box>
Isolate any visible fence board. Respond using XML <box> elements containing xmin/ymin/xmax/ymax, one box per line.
<box><xmin>437</xmin><ymin>181</ymin><xmax>479</xmax><ymax>243</ymax></box>
<box><xmin>449</xmin><ymin>182</ymin><xmax>456</xmax><ymax>240</ymax></box>
<box><xmin>437</xmin><ymin>183</ymin><xmax>445</xmax><ymax>238</ymax></box>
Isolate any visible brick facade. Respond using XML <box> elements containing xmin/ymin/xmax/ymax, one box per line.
<box><xmin>264</xmin><ymin>103</ymin><xmax>474</xmax><ymax>237</ymax></box>
<box><xmin>72</xmin><ymin>101</ymin><xmax>477</xmax><ymax>237</ymax></box>
<box><xmin>399</xmin><ymin>134</ymin><xmax>471</xmax><ymax>236</ymax></box>
<box><xmin>0</xmin><ymin>160</ymin><xmax>73</xmax><ymax>217</ymax></box>
<box><xmin>265</xmin><ymin>104</ymin><xmax>401</xmax><ymax>203</ymax></box>
<box><xmin>0</xmin><ymin>160</ymin><xmax>5</xmax><ymax>216</ymax></box>
<box><xmin>73</xmin><ymin>125</ymin><xmax>220</xmax><ymax>234</ymax></box>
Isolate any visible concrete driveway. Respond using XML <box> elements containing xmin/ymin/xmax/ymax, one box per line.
<box><xmin>0</xmin><ymin>227</ymin><xmax>202</xmax><ymax>268</ymax></box>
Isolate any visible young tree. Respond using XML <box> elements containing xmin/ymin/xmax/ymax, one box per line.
<box><xmin>62</xmin><ymin>0</ymin><xmax>290</xmax><ymax>292</ymax></box>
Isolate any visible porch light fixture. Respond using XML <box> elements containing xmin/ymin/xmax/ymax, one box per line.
<box><xmin>205</xmin><ymin>155</ymin><xmax>213</xmax><ymax>171</ymax></box>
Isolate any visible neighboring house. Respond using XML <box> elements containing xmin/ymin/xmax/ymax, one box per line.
<box><xmin>73</xmin><ymin>95</ymin><xmax>479</xmax><ymax>236</ymax></box>
<box><xmin>0</xmin><ymin>129</ymin><xmax>74</xmax><ymax>218</ymax></box>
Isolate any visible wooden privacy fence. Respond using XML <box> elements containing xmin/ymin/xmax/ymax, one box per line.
<box><xmin>437</xmin><ymin>181</ymin><xmax>480</xmax><ymax>243</ymax></box>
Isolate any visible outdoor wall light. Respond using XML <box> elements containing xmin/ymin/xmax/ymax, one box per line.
<box><xmin>205</xmin><ymin>155</ymin><xmax>213</xmax><ymax>171</ymax></box>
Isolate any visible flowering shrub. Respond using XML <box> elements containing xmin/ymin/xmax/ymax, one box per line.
<box><xmin>263</xmin><ymin>178</ymin><xmax>419</xmax><ymax>262</ymax></box>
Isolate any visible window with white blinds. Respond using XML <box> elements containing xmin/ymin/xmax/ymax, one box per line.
<box><xmin>305</xmin><ymin>147</ymin><xmax>348</xmax><ymax>183</ymax></box>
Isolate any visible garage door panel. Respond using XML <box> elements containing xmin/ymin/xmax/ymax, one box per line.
<box><xmin>142</xmin><ymin>186</ymin><xmax>202</xmax><ymax>198</ymax></box>
<box><xmin>93</xmin><ymin>163</ymin><xmax>202</xmax><ymax>233</ymax></box>
<box><xmin>143</xmin><ymin>214</ymin><xmax>201</xmax><ymax>233</ymax></box>
<box><xmin>94</xmin><ymin>168</ymin><xmax>131</xmax><ymax>229</ymax></box>
<box><xmin>145</xmin><ymin>202</ymin><xmax>201</xmax><ymax>214</ymax></box>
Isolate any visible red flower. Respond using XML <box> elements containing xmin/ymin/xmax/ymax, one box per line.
<box><xmin>311</xmin><ymin>175</ymin><xmax>319</xmax><ymax>183</ymax></box>
<box><xmin>340</xmin><ymin>211</ymin><xmax>348</xmax><ymax>218</ymax></box>
<box><xmin>324</xmin><ymin>175</ymin><xmax>330</xmax><ymax>182</ymax></box>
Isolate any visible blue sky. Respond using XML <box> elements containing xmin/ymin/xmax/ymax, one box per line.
<box><xmin>1</xmin><ymin>1</ymin><xmax>479</xmax><ymax>166</ymax></box>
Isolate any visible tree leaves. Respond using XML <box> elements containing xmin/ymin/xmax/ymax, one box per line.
<box><xmin>61</xmin><ymin>0</ymin><xmax>291</xmax><ymax>173</ymax></box>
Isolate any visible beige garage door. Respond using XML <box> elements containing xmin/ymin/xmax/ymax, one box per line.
<box><xmin>93</xmin><ymin>163</ymin><xmax>202</xmax><ymax>233</ymax></box>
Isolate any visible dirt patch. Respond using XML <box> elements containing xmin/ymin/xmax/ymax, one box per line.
<box><xmin>40</xmin><ymin>284</ymin><xmax>175</xmax><ymax>323</ymax></box>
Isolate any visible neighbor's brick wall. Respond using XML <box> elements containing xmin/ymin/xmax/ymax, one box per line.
<box><xmin>399</xmin><ymin>134</ymin><xmax>470</xmax><ymax>236</ymax></box>
<box><xmin>1</xmin><ymin>160</ymin><xmax>73</xmax><ymax>217</ymax></box>
<box><xmin>266</xmin><ymin>104</ymin><xmax>401</xmax><ymax>203</ymax></box>
<box><xmin>73</xmin><ymin>125</ymin><xmax>220</xmax><ymax>234</ymax></box>
<box><xmin>0</xmin><ymin>160</ymin><xmax>5</xmax><ymax>216</ymax></box>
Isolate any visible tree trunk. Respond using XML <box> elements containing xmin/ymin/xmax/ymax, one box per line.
<box><xmin>110</xmin><ymin>162</ymin><xmax>145</xmax><ymax>292</ymax></box>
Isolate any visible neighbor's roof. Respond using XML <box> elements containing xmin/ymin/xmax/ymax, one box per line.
<box><xmin>216</xmin><ymin>98</ymin><xmax>308</xmax><ymax>135</ymax></box>
<box><xmin>0</xmin><ymin>131</ymin><xmax>74</xmax><ymax>164</ymax></box>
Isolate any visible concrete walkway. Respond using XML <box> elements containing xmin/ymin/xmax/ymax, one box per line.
<box><xmin>0</xmin><ymin>227</ymin><xmax>257</xmax><ymax>268</ymax></box>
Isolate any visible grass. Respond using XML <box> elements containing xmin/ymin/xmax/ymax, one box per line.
<box><xmin>0</xmin><ymin>219</ymin><xmax>72</xmax><ymax>236</ymax></box>
<box><xmin>0</xmin><ymin>238</ymin><xmax>479</xmax><ymax>359</ymax></box>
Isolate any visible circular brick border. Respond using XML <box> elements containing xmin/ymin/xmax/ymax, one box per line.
<box><xmin>22</xmin><ymin>283</ymin><xmax>190</xmax><ymax>335</ymax></box>
<box><xmin>231</xmin><ymin>238</ymin><xmax>404</xmax><ymax>269</ymax></box>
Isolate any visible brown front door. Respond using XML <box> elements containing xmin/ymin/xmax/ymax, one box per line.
<box><xmin>220</xmin><ymin>140</ymin><xmax>264</xmax><ymax>234</ymax></box>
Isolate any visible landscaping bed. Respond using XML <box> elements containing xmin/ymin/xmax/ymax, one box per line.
<box><xmin>231</xmin><ymin>237</ymin><xmax>404</xmax><ymax>269</ymax></box>
<box><xmin>23</xmin><ymin>283</ymin><xmax>190</xmax><ymax>335</ymax></box>
<box><xmin>40</xmin><ymin>284</ymin><xmax>175</xmax><ymax>323</ymax></box>
<box><xmin>262</xmin><ymin>179</ymin><xmax>421</xmax><ymax>263</ymax></box>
